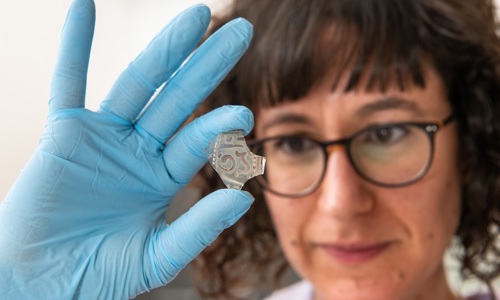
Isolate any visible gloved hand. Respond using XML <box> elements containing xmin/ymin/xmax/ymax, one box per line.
<box><xmin>0</xmin><ymin>1</ymin><xmax>254</xmax><ymax>299</ymax></box>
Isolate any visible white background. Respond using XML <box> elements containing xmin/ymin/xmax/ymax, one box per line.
<box><xmin>0</xmin><ymin>0</ymin><xmax>498</xmax><ymax>296</ymax></box>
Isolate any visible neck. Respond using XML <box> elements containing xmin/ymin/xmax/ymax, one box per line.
<box><xmin>312</xmin><ymin>265</ymin><xmax>459</xmax><ymax>300</ymax></box>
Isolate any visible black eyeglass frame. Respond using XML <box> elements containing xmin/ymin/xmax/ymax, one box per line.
<box><xmin>247</xmin><ymin>114</ymin><xmax>455</xmax><ymax>198</ymax></box>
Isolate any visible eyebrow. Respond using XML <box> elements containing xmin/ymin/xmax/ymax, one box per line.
<box><xmin>261</xmin><ymin>114</ymin><xmax>313</xmax><ymax>132</ymax></box>
<box><xmin>356</xmin><ymin>97</ymin><xmax>422</xmax><ymax>117</ymax></box>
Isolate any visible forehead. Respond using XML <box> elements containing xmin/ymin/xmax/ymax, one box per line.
<box><xmin>255</xmin><ymin>66</ymin><xmax>450</xmax><ymax>135</ymax></box>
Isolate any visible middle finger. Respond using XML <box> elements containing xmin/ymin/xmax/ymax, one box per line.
<box><xmin>134</xmin><ymin>18</ymin><xmax>253</xmax><ymax>144</ymax></box>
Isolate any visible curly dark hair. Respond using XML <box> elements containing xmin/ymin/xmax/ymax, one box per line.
<box><xmin>191</xmin><ymin>0</ymin><xmax>500</xmax><ymax>298</ymax></box>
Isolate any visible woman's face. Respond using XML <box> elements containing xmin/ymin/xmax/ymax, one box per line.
<box><xmin>255</xmin><ymin>68</ymin><xmax>461</xmax><ymax>300</ymax></box>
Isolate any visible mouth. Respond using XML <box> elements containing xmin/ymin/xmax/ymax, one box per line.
<box><xmin>316</xmin><ymin>241</ymin><xmax>394</xmax><ymax>265</ymax></box>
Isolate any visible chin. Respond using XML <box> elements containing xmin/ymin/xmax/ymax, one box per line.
<box><xmin>303</xmin><ymin>270</ymin><xmax>413</xmax><ymax>300</ymax></box>
<box><xmin>314</xmin><ymin>282</ymin><xmax>405</xmax><ymax>300</ymax></box>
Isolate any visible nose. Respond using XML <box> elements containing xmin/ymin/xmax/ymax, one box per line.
<box><xmin>316</xmin><ymin>146</ymin><xmax>375</xmax><ymax>219</ymax></box>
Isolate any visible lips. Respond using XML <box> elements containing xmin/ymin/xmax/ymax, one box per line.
<box><xmin>318</xmin><ymin>241</ymin><xmax>393</xmax><ymax>265</ymax></box>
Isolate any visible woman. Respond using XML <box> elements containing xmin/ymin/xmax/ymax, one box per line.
<box><xmin>1</xmin><ymin>0</ymin><xmax>499</xmax><ymax>299</ymax></box>
<box><xmin>194</xmin><ymin>0</ymin><xmax>500</xmax><ymax>299</ymax></box>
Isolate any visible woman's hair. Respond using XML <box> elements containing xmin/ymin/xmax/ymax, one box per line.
<box><xmin>192</xmin><ymin>0</ymin><xmax>500</xmax><ymax>298</ymax></box>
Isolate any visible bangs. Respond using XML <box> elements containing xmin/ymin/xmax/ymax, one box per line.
<box><xmin>231</xmin><ymin>0</ymin><xmax>428</xmax><ymax>110</ymax></box>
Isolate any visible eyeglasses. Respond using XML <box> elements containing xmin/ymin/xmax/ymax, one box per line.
<box><xmin>248</xmin><ymin>115</ymin><xmax>454</xmax><ymax>197</ymax></box>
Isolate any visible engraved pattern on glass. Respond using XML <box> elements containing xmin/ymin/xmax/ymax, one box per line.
<box><xmin>206</xmin><ymin>130</ymin><xmax>266</xmax><ymax>190</ymax></box>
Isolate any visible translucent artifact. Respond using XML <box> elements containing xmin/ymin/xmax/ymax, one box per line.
<box><xmin>206</xmin><ymin>130</ymin><xmax>266</xmax><ymax>190</ymax></box>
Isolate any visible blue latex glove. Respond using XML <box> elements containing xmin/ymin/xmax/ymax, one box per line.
<box><xmin>0</xmin><ymin>1</ymin><xmax>254</xmax><ymax>299</ymax></box>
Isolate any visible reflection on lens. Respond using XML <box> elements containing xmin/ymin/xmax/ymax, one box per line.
<box><xmin>255</xmin><ymin>138</ymin><xmax>324</xmax><ymax>196</ymax></box>
<box><xmin>351</xmin><ymin>125</ymin><xmax>431</xmax><ymax>185</ymax></box>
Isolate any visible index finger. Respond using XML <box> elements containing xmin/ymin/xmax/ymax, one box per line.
<box><xmin>49</xmin><ymin>0</ymin><xmax>95</xmax><ymax>114</ymax></box>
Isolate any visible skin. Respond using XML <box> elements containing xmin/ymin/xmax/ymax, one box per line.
<box><xmin>255</xmin><ymin>68</ymin><xmax>462</xmax><ymax>300</ymax></box>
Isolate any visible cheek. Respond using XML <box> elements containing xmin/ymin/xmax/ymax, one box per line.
<box><xmin>393</xmin><ymin>158</ymin><xmax>462</xmax><ymax>257</ymax></box>
<box><xmin>264</xmin><ymin>193</ymin><xmax>303</xmax><ymax>243</ymax></box>
<box><xmin>424</xmin><ymin>139</ymin><xmax>462</xmax><ymax>239</ymax></box>
<box><xmin>264</xmin><ymin>192</ymin><xmax>314</xmax><ymax>267</ymax></box>
<box><xmin>399</xmin><ymin>126</ymin><xmax>461</xmax><ymax>242</ymax></box>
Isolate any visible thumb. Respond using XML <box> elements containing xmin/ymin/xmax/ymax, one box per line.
<box><xmin>146</xmin><ymin>189</ymin><xmax>254</xmax><ymax>288</ymax></box>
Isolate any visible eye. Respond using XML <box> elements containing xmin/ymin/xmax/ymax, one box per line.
<box><xmin>273</xmin><ymin>136</ymin><xmax>316</xmax><ymax>155</ymax></box>
<box><xmin>362</xmin><ymin>125</ymin><xmax>409</xmax><ymax>146</ymax></box>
